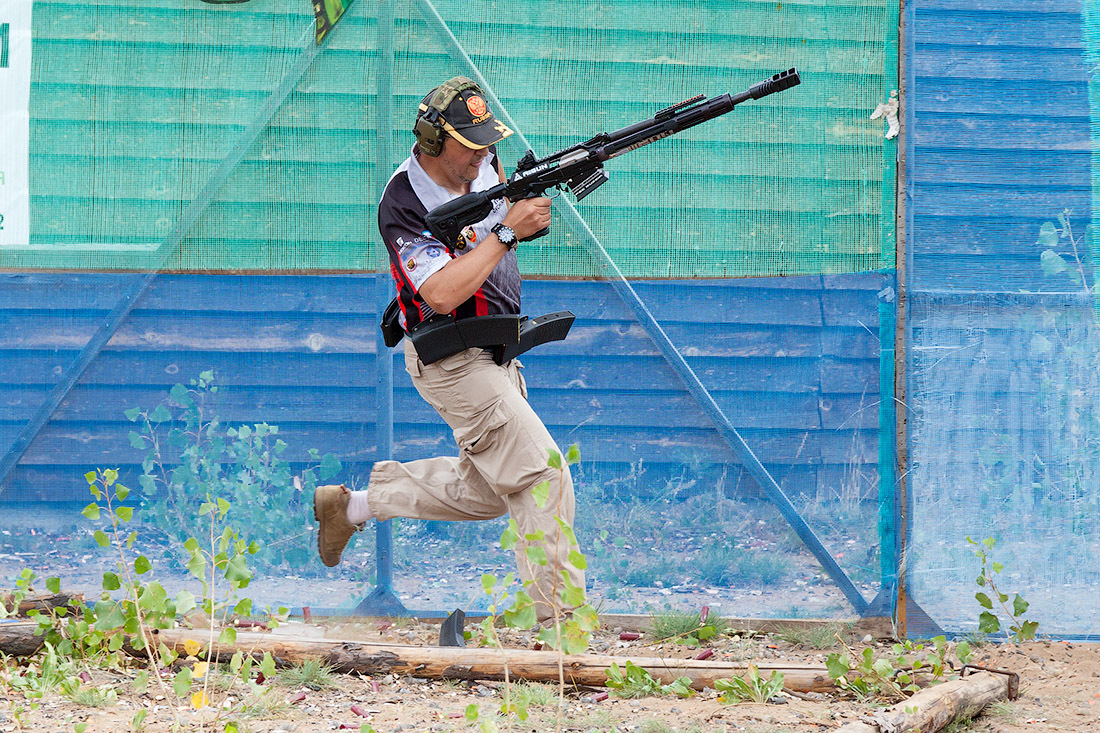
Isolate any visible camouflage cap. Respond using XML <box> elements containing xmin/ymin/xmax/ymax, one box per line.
<box><xmin>418</xmin><ymin>76</ymin><xmax>514</xmax><ymax>150</ymax></box>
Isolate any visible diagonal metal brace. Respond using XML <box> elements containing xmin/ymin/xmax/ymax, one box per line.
<box><xmin>413</xmin><ymin>0</ymin><xmax>869</xmax><ymax>615</ymax></box>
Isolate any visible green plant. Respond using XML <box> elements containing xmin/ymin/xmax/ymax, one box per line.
<box><xmin>275</xmin><ymin>659</ymin><xmax>338</xmax><ymax>690</ymax></box>
<box><xmin>694</xmin><ymin>541</ymin><xmax>791</xmax><ymax>586</ymax></box>
<box><xmin>648</xmin><ymin>608</ymin><xmax>728</xmax><ymax>647</ymax></box>
<box><xmin>475</xmin><ymin>445</ymin><xmax>599</xmax><ymax>732</ymax></box>
<box><xmin>507</xmin><ymin>680</ymin><xmax>558</xmax><ymax>710</ymax></box>
<box><xmin>604</xmin><ymin>661</ymin><xmax>694</xmax><ymax>699</ymax></box>
<box><xmin>20</xmin><ymin>465</ymin><xmax>287</xmax><ymax>731</ymax></box>
<box><xmin>1</xmin><ymin>641</ymin><xmax>80</xmax><ymax>701</ymax></box>
<box><xmin>968</xmin><ymin>537</ymin><xmax>1038</xmax><ymax>642</ymax></box>
<box><xmin>771</xmin><ymin>622</ymin><xmax>852</xmax><ymax>650</ymax></box>
<box><xmin>65</xmin><ymin>684</ymin><xmax>118</xmax><ymax>707</ymax></box>
<box><xmin>714</xmin><ymin>664</ymin><xmax>784</xmax><ymax>704</ymax></box>
<box><xmin>943</xmin><ymin>714</ymin><xmax>979</xmax><ymax>732</ymax></box>
<box><xmin>826</xmin><ymin>635</ymin><xmax>969</xmax><ymax>701</ymax></box>
<box><xmin>0</xmin><ymin>568</ymin><xmax>35</xmax><ymax>620</ymax></box>
<box><xmin>126</xmin><ymin>371</ymin><xmax>341</xmax><ymax>571</ymax></box>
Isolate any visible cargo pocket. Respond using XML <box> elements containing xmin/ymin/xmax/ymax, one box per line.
<box><xmin>454</xmin><ymin>399</ymin><xmax>512</xmax><ymax>456</ymax></box>
<box><xmin>452</xmin><ymin>398</ymin><xmax>550</xmax><ymax>497</ymax></box>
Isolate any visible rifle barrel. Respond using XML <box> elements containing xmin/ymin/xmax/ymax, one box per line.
<box><xmin>730</xmin><ymin>67</ymin><xmax>800</xmax><ymax>105</ymax></box>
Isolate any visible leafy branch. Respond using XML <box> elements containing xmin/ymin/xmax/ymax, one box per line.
<box><xmin>968</xmin><ymin>536</ymin><xmax>1038</xmax><ymax>642</ymax></box>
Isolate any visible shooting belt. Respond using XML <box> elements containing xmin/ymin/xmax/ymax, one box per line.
<box><xmin>380</xmin><ymin>297</ymin><xmax>574</xmax><ymax>366</ymax></box>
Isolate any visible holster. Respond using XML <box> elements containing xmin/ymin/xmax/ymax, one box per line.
<box><xmin>378</xmin><ymin>297</ymin><xmax>574</xmax><ymax>365</ymax></box>
<box><xmin>380</xmin><ymin>297</ymin><xmax>404</xmax><ymax>348</ymax></box>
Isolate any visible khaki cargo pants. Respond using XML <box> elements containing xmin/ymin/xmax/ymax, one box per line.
<box><xmin>366</xmin><ymin>340</ymin><xmax>585</xmax><ymax>621</ymax></box>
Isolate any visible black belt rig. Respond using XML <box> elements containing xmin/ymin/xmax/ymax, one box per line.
<box><xmin>380</xmin><ymin>298</ymin><xmax>574</xmax><ymax>366</ymax></box>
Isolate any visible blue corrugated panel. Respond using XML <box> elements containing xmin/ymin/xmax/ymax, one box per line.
<box><xmin>0</xmin><ymin>272</ymin><xmax>886</xmax><ymax>504</ymax></box>
<box><xmin>906</xmin><ymin>0</ymin><xmax>1099</xmax><ymax>637</ymax></box>
<box><xmin>910</xmin><ymin>2</ymin><xmax>1091</xmax><ymax>292</ymax></box>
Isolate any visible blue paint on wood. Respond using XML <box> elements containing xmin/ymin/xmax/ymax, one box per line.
<box><xmin>0</xmin><ymin>272</ymin><xmax>887</xmax><ymax>503</ymax></box>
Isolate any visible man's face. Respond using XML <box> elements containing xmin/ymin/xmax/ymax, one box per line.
<box><xmin>439</xmin><ymin>135</ymin><xmax>488</xmax><ymax>184</ymax></box>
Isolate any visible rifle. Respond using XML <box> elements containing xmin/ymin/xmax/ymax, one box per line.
<box><xmin>425</xmin><ymin>68</ymin><xmax>801</xmax><ymax>250</ymax></box>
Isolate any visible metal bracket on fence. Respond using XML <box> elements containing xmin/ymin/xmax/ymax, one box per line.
<box><xmin>961</xmin><ymin>664</ymin><xmax>1020</xmax><ymax>700</ymax></box>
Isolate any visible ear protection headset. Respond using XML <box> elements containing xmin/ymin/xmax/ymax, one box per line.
<box><xmin>413</xmin><ymin>76</ymin><xmax>484</xmax><ymax>157</ymax></box>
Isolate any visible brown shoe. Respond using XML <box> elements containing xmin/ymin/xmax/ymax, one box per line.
<box><xmin>314</xmin><ymin>484</ymin><xmax>361</xmax><ymax>567</ymax></box>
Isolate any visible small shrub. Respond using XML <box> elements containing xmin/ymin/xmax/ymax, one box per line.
<box><xmin>771</xmin><ymin>622</ymin><xmax>852</xmax><ymax>650</ymax></box>
<box><xmin>968</xmin><ymin>537</ymin><xmax>1038</xmax><ymax>642</ymax></box>
<box><xmin>715</xmin><ymin>664</ymin><xmax>784</xmax><ymax>704</ymax></box>
<box><xmin>605</xmin><ymin>661</ymin><xmax>693</xmax><ymax>699</ymax></box>
<box><xmin>126</xmin><ymin>371</ymin><xmax>342</xmax><ymax>571</ymax></box>
<box><xmin>649</xmin><ymin>609</ymin><xmax>729</xmax><ymax>646</ymax></box>
<box><xmin>694</xmin><ymin>542</ymin><xmax>790</xmax><ymax>586</ymax></box>
<box><xmin>275</xmin><ymin>660</ymin><xmax>338</xmax><ymax>690</ymax></box>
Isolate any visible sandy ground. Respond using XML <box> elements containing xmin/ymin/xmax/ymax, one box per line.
<box><xmin>2</xmin><ymin>615</ymin><xmax>1098</xmax><ymax>733</ymax></box>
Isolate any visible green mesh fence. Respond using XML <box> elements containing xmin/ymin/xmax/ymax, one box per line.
<box><xmin>2</xmin><ymin>0</ymin><xmax>897</xmax><ymax>277</ymax></box>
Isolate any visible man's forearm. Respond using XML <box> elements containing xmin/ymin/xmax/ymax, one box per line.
<box><xmin>418</xmin><ymin>235</ymin><xmax>509</xmax><ymax>314</ymax></box>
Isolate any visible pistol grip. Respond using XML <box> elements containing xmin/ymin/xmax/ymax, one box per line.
<box><xmin>524</xmin><ymin>227</ymin><xmax>550</xmax><ymax>242</ymax></box>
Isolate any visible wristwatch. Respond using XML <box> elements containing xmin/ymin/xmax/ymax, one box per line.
<box><xmin>491</xmin><ymin>223</ymin><xmax>517</xmax><ymax>250</ymax></box>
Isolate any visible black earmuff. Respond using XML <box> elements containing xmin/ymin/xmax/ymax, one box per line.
<box><xmin>413</xmin><ymin>77</ymin><xmax>483</xmax><ymax>157</ymax></box>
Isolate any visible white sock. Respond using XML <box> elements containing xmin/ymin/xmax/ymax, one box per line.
<box><xmin>346</xmin><ymin>490</ymin><xmax>373</xmax><ymax>525</ymax></box>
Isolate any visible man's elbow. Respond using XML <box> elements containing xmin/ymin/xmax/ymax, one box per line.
<box><xmin>418</xmin><ymin>282</ymin><xmax>456</xmax><ymax>314</ymax></box>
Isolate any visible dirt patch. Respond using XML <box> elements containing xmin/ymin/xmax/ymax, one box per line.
<box><xmin>2</xmin><ymin>618</ymin><xmax>1097</xmax><ymax>733</ymax></box>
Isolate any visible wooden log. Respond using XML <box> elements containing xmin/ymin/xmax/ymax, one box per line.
<box><xmin>835</xmin><ymin>671</ymin><xmax>1011</xmax><ymax>733</ymax></box>
<box><xmin>151</xmin><ymin>628</ymin><xmax>836</xmax><ymax>692</ymax></box>
<box><xmin>1</xmin><ymin>592</ymin><xmax>82</xmax><ymax>617</ymax></box>
<box><xmin>17</xmin><ymin>593</ymin><xmax>83</xmax><ymax>616</ymax></box>
<box><xmin>304</xmin><ymin>613</ymin><xmax>894</xmax><ymax>641</ymax></box>
<box><xmin>0</xmin><ymin>622</ymin><xmax>45</xmax><ymax>657</ymax></box>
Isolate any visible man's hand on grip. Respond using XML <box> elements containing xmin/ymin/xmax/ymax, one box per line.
<box><xmin>502</xmin><ymin>196</ymin><xmax>552</xmax><ymax>241</ymax></box>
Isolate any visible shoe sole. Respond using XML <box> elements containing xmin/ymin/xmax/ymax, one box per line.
<box><xmin>314</xmin><ymin>488</ymin><xmax>331</xmax><ymax>565</ymax></box>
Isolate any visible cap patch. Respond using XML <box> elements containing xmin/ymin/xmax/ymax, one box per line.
<box><xmin>466</xmin><ymin>95</ymin><xmax>487</xmax><ymax>118</ymax></box>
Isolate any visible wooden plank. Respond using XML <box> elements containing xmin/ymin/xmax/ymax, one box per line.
<box><xmin>911</xmin><ymin>150</ymin><xmax>1090</xmax><ymax>186</ymax></box>
<box><xmin>29</xmin><ymin>122</ymin><xmax>379</xmax><ymax>163</ymax></box>
<box><xmin>0</xmin><ymin>273</ymin><xmax>885</xmax><ymax>503</ymax></box>
<box><xmin>13</xmin><ymin>200</ymin><xmax>876</xmax><ymax>251</ymax></box>
<box><xmin>3</xmin><ymin>462</ymin><xmax>378</xmax><ymax>503</ymax></box>
<box><xmin>0</xmin><ymin>623</ymin><xmax>836</xmax><ymax>692</ymax></box>
<box><xmin>3</xmin><ymin>461</ymin><xmax>878</xmax><ymax>504</ymax></box>
<box><xmin>24</xmin><ymin>166</ymin><xmax>880</xmax><ymax>215</ymax></box>
<box><xmin>913</xmin><ymin>46</ymin><xmax>1088</xmax><ymax>82</ymax></box>
<box><xmin>911</xmin><ymin>183</ymin><xmax>1089</xmax><ymax>218</ymax></box>
<box><xmin>910</xmin><ymin>215</ymin><xmax>1079</xmax><ymax>256</ymax></box>
<box><xmin>914</xmin><ymin>10</ymin><xmax>1082</xmax><ymax>49</ymax></box>
<box><xmin>917</xmin><ymin>0</ymin><xmax>1080</xmax><ymax>13</ymax></box>
<box><xmin>0</xmin><ymin>350</ymin><xmax>851</xmax><ymax>396</ymax></box>
<box><xmin>0</xmin><ymin>351</ymin><xmax>385</xmax><ymax>388</ymax></box>
<box><xmin>912</xmin><ymin>115</ymin><xmax>1089</xmax><ymax>151</ymax></box>
<box><xmin>0</xmin><ymin>316</ymin><xmax>877</xmax><ymax>360</ymax></box>
<box><xmin>34</xmin><ymin>5</ymin><xmax>334</xmax><ymax>46</ymax></box>
<box><xmin>842</xmin><ymin>672</ymin><xmax>1011</xmax><ymax>733</ymax></box>
<box><xmin>7</xmin><ymin>420</ymin><xmax>876</xmax><ymax>468</ymax></box>
<box><xmin>0</xmin><ymin>273</ymin><xmax>378</xmax><ymax>313</ymax></box>
<box><xmin>32</xmin><ymin>85</ymin><xmax>376</xmax><ymax>131</ymax></box>
<box><xmin>914</xmin><ymin>78</ymin><xmax>1089</xmax><ymax>117</ymax></box>
<box><xmin>0</xmin><ymin>384</ymin><xmax>844</xmax><ymax>430</ymax></box>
